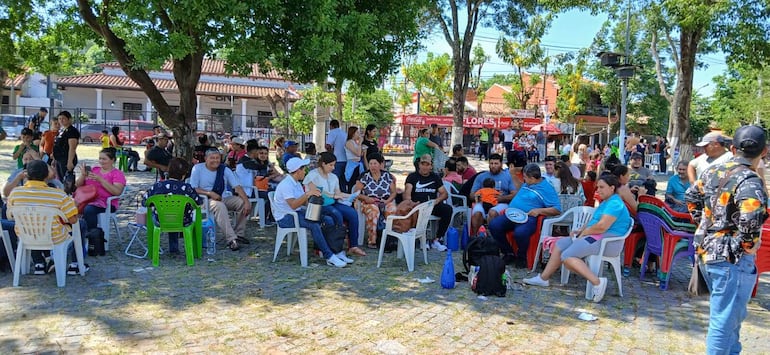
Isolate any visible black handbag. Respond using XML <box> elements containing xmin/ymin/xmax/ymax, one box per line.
<box><xmin>321</xmin><ymin>224</ymin><xmax>347</xmax><ymax>254</ymax></box>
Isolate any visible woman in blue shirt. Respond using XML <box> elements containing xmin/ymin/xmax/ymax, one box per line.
<box><xmin>523</xmin><ymin>173</ymin><xmax>632</xmax><ymax>303</ymax></box>
<box><xmin>665</xmin><ymin>160</ymin><xmax>690</xmax><ymax>212</ymax></box>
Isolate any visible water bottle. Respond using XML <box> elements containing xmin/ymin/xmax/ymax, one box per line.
<box><xmin>446</xmin><ymin>227</ymin><xmax>459</xmax><ymax>252</ymax></box>
<box><xmin>440</xmin><ymin>249</ymin><xmax>455</xmax><ymax>289</ymax></box>
<box><xmin>206</xmin><ymin>226</ymin><xmax>216</xmax><ymax>259</ymax></box>
<box><xmin>478</xmin><ymin>225</ymin><xmax>487</xmax><ymax>239</ymax></box>
<box><xmin>461</xmin><ymin>223</ymin><xmax>470</xmax><ymax>250</ymax></box>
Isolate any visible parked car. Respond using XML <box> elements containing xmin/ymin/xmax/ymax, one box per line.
<box><xmin>79</xmin><ymin>124</ymin><xmax>109</xmax><ymax>143</ymax></box>
<box><xmin>1</xmin><ymin>114</ymin><xmax>48</xmax><ymax>139</ymax></box>
<box><xmin>115</xmin><ymin>120</ymin><xmax>157</xmax><ymax>145</ymax></box>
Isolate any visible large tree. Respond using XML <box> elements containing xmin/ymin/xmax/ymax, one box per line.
<box><xmin>426</xmin><ymin>0</ymin><xmax>594</xmax><ymax>148</ymax></box>
<box><xmin>71</xmin><ymin>0</ymin><xmax>425</xmax><ymax>159</ymax></box>
<box><xmin>402</xmin><ymin>52</ymin><xmax>453</xmax><ymax>115</ymax></box>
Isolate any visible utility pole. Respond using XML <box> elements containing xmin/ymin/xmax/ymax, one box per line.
<box><xmin>618</xmin><ymin>0</ymin><xmax>631</xmax><ymax>164</ymax></box>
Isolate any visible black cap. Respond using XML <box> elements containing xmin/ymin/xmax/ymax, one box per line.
<box><xmin>733</xmin><ymin>125</ymin><xmax>766</xmax><ymax>157</ymax></box>
<box><xmin>630</xmin><ymin>152</ymin><xmax>643</xmax><ymax>160</ymax></box>
<box><xmin>39</xmin><ymin>107</ymin><xmax>48</xmax><ymax>113</ymax></box>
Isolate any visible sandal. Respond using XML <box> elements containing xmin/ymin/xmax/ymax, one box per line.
<box><xmin>348</xmin><ymin>247</ymin><xmax>367</xmax><ymax>256</ymax></box>
<box><xmin>227</xmin><ymin>240</ymin><xmax>240</xmax><ymax>251</ymax></box>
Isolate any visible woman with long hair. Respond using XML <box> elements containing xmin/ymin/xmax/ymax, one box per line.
<box><xmin>362</xmin><ymin>124</ymin><xmax>379</xmax><ymax>170</ymax></box>
<box><xmin>554</xmin><ymin>161</ymin><xmax>584</xmax><ymax>199</ymax></box>
<box><xmin>75</xmin><ymin>147</ymin><xmax>126</xmax><ymax>233</ymax></box>
<box><xmin>524</xmin><ymin>173</ymin><xmax>633</xmax><ymax>303</ymax></box>
<box><xmin>344</xmin><ymin>126</ymin><xmax>363</xmax><ymax>192</ymax></box>
<box><xmin>109</xmin><ymin>126</ymin><xmax>140</xmax><ymax>171</ymax></box>
<box><xmin>304</xmin><ymin>152</ymin><xmax>364</xmax><ymax>257</ymax></box>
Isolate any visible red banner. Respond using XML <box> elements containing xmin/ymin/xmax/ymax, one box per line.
<box><xmin>396</xmin><ymin>114</ymin><xmax>540</xmax><ymax>130</ymax></box>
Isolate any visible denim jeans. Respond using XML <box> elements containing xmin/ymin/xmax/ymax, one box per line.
<box><xmin>705</xmin><ymin>255</ymin><xmax>757</xmax><ymax>355</ymax></box>
<box><xmin>321</xmin><ymin>203</ymin><xmax>359</xmax><ymax>248</ymax></box>
<box><xmin>489</xmin><ymin>214</ymin><xmax>538</xmax><ymax>259</ymax></box>
<box><xmin>277</xmin><ymin>210</ymin><xmax>334</xmax><ymax>259</ymax></box>
<box><xmin>333</xmin><ymin>162</ymin><xmax>347</xmax><ymax>191</ymax></box>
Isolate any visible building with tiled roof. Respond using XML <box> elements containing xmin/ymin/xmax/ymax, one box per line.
<box><xmin>2</xmin><ymin>73</ymin><xmax>62</xmax><ymax>115</ymax></box>
<box><xmin>55</xmin><ymin>59</ymin><xmax>306</xmax><ymax>135</ymax></box>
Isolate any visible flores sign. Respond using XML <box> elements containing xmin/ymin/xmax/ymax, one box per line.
<box><xmin>396</xmin><ymin>114</ymin><xmax>539</xmax><ymax>130</ymax></box>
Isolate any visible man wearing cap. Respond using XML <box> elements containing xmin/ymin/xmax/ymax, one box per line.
<box><xmin>226</xmin><ymin>137</ymin><xmax>246</xmax><ymax>169</ymax></box>
<box><xmin>26</xmin><ymin>107</ymin><xmax>47</xmax><ymax>134</ymax></box>
<box><xmin>282</xmin><ymin>140</ymin><xmax>301</xmax><ymax>166</ymax></box>
<box><xmin>190</xmin><ymin>149</ymin><xmax>252</xmax><ymax>251</ymax></box>
<box><xmin>403</xmin><ymin>154</ymin><xmax>452</xmax><ymax>251</ymax></box>
<box><xmin>469</xmin><ymin>153</ymin><xmax>516</xmax><ymax>237</ymax></box>
<box><xmin>628</xmin><ymin>151</ymin><xmax>655</xmax><ymax>196</ymax></box>
<box><xmin>685</xmin><ymin>125</ymin><xmax>768</xmax><ymax>354</ymax></box>
<box><xmin>273</xmin><ymin>157</ymin><xmax>348</xmax><ymax>267</ymax></box>
<box><xmin>326</xmin><ymin>119</ymin><xmax>348</xmax><ymax>183</ymax></box>
<box><xmin>145</xmin><ymin>133</ymin><xmax>173</xmax><ymax>174</ymax></box>
<box><xmin>688</xmin><ymin>131</ymin><xmax>733</xmax><ymax>184</ymax></box>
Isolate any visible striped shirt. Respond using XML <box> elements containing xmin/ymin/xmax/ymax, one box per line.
<box><xmin>7</xmin><ymin>180</ymin><xmax>78</xmax><ymax>245</ymax></box>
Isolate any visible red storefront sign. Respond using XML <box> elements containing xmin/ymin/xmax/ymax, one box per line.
<box><xmin>396</xmin><ymin>114</ymin><xmax>540</xmax><ymax>130</ymax></box>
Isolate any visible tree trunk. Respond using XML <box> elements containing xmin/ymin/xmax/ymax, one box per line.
<box><xmin>451</xmin><ymin>55</ymin><xmax>470</xmax><ymax>148</ymax></box>
<box><xmin>672</xmin><ymin>29</ymin><xmax>702</xmax><ymax>162</ymax></box>
<box><xmin>170</xmin><ymin>54</ymin><xmax>204</xmax><ymax>161</ymax></box>
<box><xmin>335</xmin><ymin>84</ymin><xmax>343</xmax><ymax>121</ymax></box>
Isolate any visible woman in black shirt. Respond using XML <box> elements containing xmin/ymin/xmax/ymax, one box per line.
<box><xmin>52</xmin><ymin>111</ymin><xmax>80</xmax><ymax>180</ymax></box>
<box><xmin>362</xmin><ymin>124</ymin><xmax>379</xmax><ymax>170</ymax></box>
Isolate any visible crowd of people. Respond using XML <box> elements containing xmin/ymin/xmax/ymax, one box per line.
<box><xmin>1</xmin><ymin>113</ymin><xmax>766</xmax><ymax>353</ymax></box>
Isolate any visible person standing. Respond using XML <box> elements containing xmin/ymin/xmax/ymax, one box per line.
<box><xmin>685</xmin><ymin>125</ymin><xmax>768</xmax><ymax>354</ymax></box>
<box><xmin>478</xmin><ymin>129</ymin><xmax>489</xmax><ymax>160</ymax></box>
<box><xmin>361</xmin><ymin>124</ymin><xmax>380</xmax><ymax>170</ymax></box>
<box><xmin>501</xmin><ymin>122</ymin><xmax>516</xmax><ymax>152</ymax></box>
<box><xmin>688</xmin><ymin>132</ymin><xmax>733</xmax><ymax>184</ymax></box>
<box><xmin>52</xmin><ymin>111</ymin><xmax>79</xmax><ymax>181</ymax></box>
<box><xmin>325</xmin><ymin>120</ymin><xmax>348</xmax><ymax>183</ymax></box>
<box><xmin>412</xmin><ymin>128</ymin><xmax>439</xmax><ymax>172</ymax></box>
<box><xmin>429</xmin><ymin>123</ymin><xmax>443</xmax><ymax>149</ymax></box>
<box><xmin>536</xmin><ymin>128</ymin><xmax>546</xmax><ymax>161</ymax></box>
<box><xmin>26</xmin><ymin>107</ymin><xmax>47</xmax><ymax>135</ymax></box>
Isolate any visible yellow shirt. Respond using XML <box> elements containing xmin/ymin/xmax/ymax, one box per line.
<box><xmin>101</xmin><ymin>134</ymin><xmax>110</xmax><ymax>148</ymax></box>
<box><xmin>7</xmin><ymin>180</ymin><xmax>78</xmax><ymax>245</ymax></box>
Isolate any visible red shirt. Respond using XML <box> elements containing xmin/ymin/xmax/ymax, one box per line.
<box><xmin>461</xmin><ymin>166</ymin><xmax>477</xmax><ymax>181</ymax></box>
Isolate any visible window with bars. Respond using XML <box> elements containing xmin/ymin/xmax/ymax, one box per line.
<box><xmin>122</xmin><ymin>102</ymin><xmax>143</xmax><ymax>120</ymax></box>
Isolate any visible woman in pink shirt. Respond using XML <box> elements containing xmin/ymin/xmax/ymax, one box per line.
<box><xmin>75</xmin><ymin>147</ymin><xmax>127</xmax><ymax>233</ymax></box>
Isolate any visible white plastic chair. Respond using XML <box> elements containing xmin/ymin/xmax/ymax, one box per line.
<box><xmin>377</xmin><ymin>200</ymin><xmax>434</xmax><ymax>272</ymax></box>
<box><xmin>268</xmin><ymin>191</ymin><xmax>309</xmax><ymax>267</ymax></box>
<box><xmin>97</xmin><ymin>187</ymin><xmax>127</xmax><ymax>251</ymax></box>
<box><xmin>248</xmin><ymin>186</ymin><xmax>268</xmax><ymax>228</ymax></box>
<box><xmin>532</xmin><ymin>206</ymin><xmax>595</xmax><ymax>272</ymax></box>
<box><xmin>356</xmin><ymin>202</ymin><xmax>366</xmax><ymax>247</ymax></box>
<box><xmin>2</xmin><ymin>230</ymin><xmax>15</xmax><ymax>273</ymax></box>
<box><xmin>442</xmin><ymin>180</ymin><xmax>469</xmax><ymax>227</ymax></box>
<box><xmin>645</xmin><ymin>153</ymin><xmax>660</xmax><ymax>173</ymax></box>
<box><xmin>8</xmin><ymin>206</ymin><xmax>86</xmax><ymax>287</ymax></box>
<box><xmin>560</xmin><ymin>221</ymin><xmax>635</xmax><ymax>300</ymax></box>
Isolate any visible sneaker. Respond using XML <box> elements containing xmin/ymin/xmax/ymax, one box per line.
<box><xmin>335</xmin><ymin>251</ymin><xmax>354</xmax><ymax>264</ymax></box>
<box><xmin>523</xmin><ymin>274</ymin><xmax>550</xmax><ymax>287</ymax></box>
<box><xmin>431</xmin><ymin>240</ymin><xmax>447</xmax><ymax>252</ymax></box>
<box><xmin>67</xmin><ymin>263</ymin><xmax>91</xmax><ymax>275</ymax></box>
<box><xmin>592</xmin><ymin>277</ymin><xmax>608</xmax><ymax>303</ymax></box>
<box><xmin>33</xmin><ymin>263</ymin><xmax>46</xmax><ymax>275</ymax></box>
<box><xmin>326</xmin><ymin>254</ymin><xmax>347</xmax><ymax>268</ymax></box>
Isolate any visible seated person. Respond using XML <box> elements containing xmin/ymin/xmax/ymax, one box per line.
<box><xmin>469</xmin><ymin>153</ymin><xmax>515</xmax><ymax>236</ymax></box>
<box><xmin>75</xmin><ymin>148</ymin><xmax>126</xmax><ymax>236</ymax></box>
<box><xmin>7</xmin><ymin>160</ymin><xmax>87</xmax><ymax>275</ymax></box>
<box><xmin>523</xmin><ymin>173</ymin><xmax>633</xmax><ymax>303</ymax></box>
<box><xmin>190</xmin><ymin>148</ymin><xmax>252</xmax><ymax>251</ymax></box>
<box><xmin>143</xmin><ymin>158</ymin><xmax>203</xmax><ymax>256</ymax></box>
<box><xmin>303</xmin><ymin>152</ymin><xmax>363</xmax><ymax>257</ymax></box>
<box><xmin>554</xmin><ymin>161</ymin><xmax>585</xmax><ymax>202</ymax></box>
<box><xmin>273</xmin><ymin>157</ymin><xmax>348</xmax><ymax>267</ymax></box>
<box><xmin>403</xmin><ymin>154</ymin><xmax>452</xmax><ymax>251</ymax></box>
<box><xmin>628</xmin><ymin>152</ymin><xmax>656</xmax><ymax>196</ymax></box>
<box><xmin>488</xmin><ymin>163</ymin><xmax>561</xmax><ymax>268</ymax></box>
<box><xmin>455</xmin><ymin>156</ymin><xmax>476</xmax><ymax>182</ymax></box>
<box><xmin>353</xmin><ymin>153</ymin><xmax>397</xmax><ymax>249</ymax></box>
<box><xmin>235</xmin><ymin>144</ymin><xmax>280</xmax><ymax>225</ymax></box>
<box><xmin>194</xmin><ymin>135</ymin><xmax>214</xmax><ymax>163</ymax></box>
<box><xmin>144</xmin><ymin>133</ymin><xmax>173</xmax><ymax>176</ymax></box>
<box><xmin>281</xmin><ymin>141</ymin><xmax>301</xmax><ymax>168</ymax></box>
<box><xmin>109</xmin><ymin>126</ymin><xmax>140</xmax><ymax>171</ymax></box>
<box><xmin>665</xmin><ymin>161</ymin><xmax>690</xmax><ymax>213</ymax></box>
<box><xmin>12</xmin><ymin>128</ymin><xmax>39</xmax><ymax>169</ymax></box>
<box><xmin>305</xmin><ymin>143</ymin><xmax>318</xmax><ymax>171</ymax></box>
<box><xmin>442</xmin><ymin>158</ymin><xmax>462</xmax><ymax>192</ymax></box>
<box><xmin>475</xmin><ymin>178</ymin><xmax>501</xmax><ymax>214</ymax></box>
<box><xmin>560</xmin><ymin>154</ymin><xmax>582</xmax><ymax>179</ymax></box>
<box><xmin>226</xmin><ymin>137</ymin><xmax>246</xmax><ymax>170</ymax></box>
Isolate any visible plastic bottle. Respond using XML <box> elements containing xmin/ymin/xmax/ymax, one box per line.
<box><xmin>478</xmin><ymin>225</ymin><xmax>487</xmax><ymax>239</ymax></box>
<box><xmin>440</xmin><ymin>249</ymin><xmax>455</xmax><ymax>289</ymax></box>
<box><xmin>446</xmin><ymin>227</ymin><xmax>459</xmax><ymax>252</ymax></box>
<box><xmin>461</xmin><ymin>222</ymin><xmax>470</xmax><ymax>250</ymax></box>
<box><xmin>206</xmin><ymin>226</ymin><xmax>216</xmax><ymax>258</ymax></box>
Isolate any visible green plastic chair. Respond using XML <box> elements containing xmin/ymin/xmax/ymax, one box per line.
<box><xmin>116</xmin><ymin>148</ymin><xmax>129</xmax><ymax>172</ymax></box>
<box><xmin>638</xmin><ymin>203</ymin><xmax>696</xmax><ymax>232</ymax></box>
<box><xmin>145</xmin><ymin>194</ymin><xmax>203</xmax><ymax>266</ymax></box>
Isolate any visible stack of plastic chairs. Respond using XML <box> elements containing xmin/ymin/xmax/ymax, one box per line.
<box><xmin>754</xmin><ymin>218</ymin><xmax>770</xmax><ymax>297</ymax></box>
<box><xmin>637</xmin><ymin>198</ymin><xmax>696</xmax><ymax>290</ymax></box>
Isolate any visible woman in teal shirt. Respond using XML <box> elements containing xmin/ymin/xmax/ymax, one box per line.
<box><xmin>523</xmin><ymin>173</ymin><xmax>633</xmax><ymax>303</ymax></box>
<box><xmin>665</xmin><ymin>160</ymin><xmax>690</xmax><ymax>212</ymax></box>
<box><xmin>413</xmin><ymin>128</ymin><xmax>439</xmax><ymax>171</ymax></box>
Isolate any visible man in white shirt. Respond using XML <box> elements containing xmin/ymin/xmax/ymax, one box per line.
<box><xmin>501</xmin><ymin>123</ymin><xmax>516</xmax><ymax>152</ymax></box>
<box><xmin>688</xmin><ymin>132</ymin><xmax>733</xmax><ymax>183</ymax></box>
<box><xmin>190</xmin><ymin>149</ymin><xmax>252</xmax><ymax>251</ymax></box>
<box><xmin>325</xmin><ymin>119</ymin><xmax>348</xmax><ymax>183</ymax></box>
<box><xmin>542</xmin><ymin>155</ymin><xmax>560</xmax><ymax>192</ymax></box>
<box><xmin>273</xmin><ymin>157</ymin><xmax>348</xmax><ymax>267</ymax></box>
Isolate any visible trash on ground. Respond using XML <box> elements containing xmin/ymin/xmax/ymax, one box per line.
<box><xmin>578</xmin><ymin>312</ymin><xmax>598</xmax><ymax>321</ymax></box>
<box><xmin>416</xmin><ymin>277</ymin><xmax>435</xmax><ymax>284</ymax></box>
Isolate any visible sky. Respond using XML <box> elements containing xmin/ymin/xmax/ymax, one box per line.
<box><xmin>408</xmin><ymin>9</ymin><xmax>726</xmax><ymax>97</ymax></box>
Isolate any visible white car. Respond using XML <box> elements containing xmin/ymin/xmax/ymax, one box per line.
<box><xmin>0</xmin><ymin>114</ymin><xmax>49</xmax><ymax>139</ymax></box>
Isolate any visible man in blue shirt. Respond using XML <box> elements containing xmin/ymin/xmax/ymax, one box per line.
<box><xmin>469</xmin><ymin>154</ymin><xmax>515</xmax><ymax>236</ymax></box>
<box><xmin>489</xmin><ymin>163</ymin><xmax>561</xmax><ymax>268</ymax></box>
<box><xmin>325</xmin><ymin>120</ymin><xmax>348</xmax><ymax>183</ymax></box>
<box><xmin>665</xmin><ymin>160</ymin><xmax>690</xmax><ymax>212</ymax></box>
<box><xmin>281</xmin><ymin>141</ymin><xmax>301</xmax><ymax>167</ymax></box>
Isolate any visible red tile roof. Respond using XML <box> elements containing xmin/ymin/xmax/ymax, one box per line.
<box><xmin>100</xmin><ymin>59</ymin><xmax>288</xmax><ymax>80</ymax></box>
<box><xmin>56</xmin><ymin>73</ymin><xmax>292</xmax><ymax>99</ymax></box>
<box><xmin>2</xmin><ymin>75</ymin><xmax>28</xmax><ymax>89</ymax></box>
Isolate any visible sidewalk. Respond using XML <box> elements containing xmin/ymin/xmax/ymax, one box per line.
<box><xmin>0</xmin><ymin>152</ymin><xmax>768</xmax><ymax>353</ymax></box>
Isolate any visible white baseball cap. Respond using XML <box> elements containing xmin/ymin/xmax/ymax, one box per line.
<box><xmin>286</xmin><ymin>157</ymin><xmax>310</xmax><ymax>173</ymax></box>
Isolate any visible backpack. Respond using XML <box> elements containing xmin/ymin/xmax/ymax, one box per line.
<box><xmin>462</xmin><ymin>235</ymin><xmax>500</xmax><ymax>273</ymax></box>
<box><xmin>470</xmin><ymin>255</ymin><xmax>507</xmax><ymax>297</ymax></box>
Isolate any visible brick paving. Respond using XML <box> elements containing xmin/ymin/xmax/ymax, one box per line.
<box><xmin>0</xmin><ymin>144</ymin><xmax>768</xmax><ymax>353</ymax></box>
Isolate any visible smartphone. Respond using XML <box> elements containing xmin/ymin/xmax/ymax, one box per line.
<box><xmin>84</xmin><ymin>165</ymin><xmax>91</xmax><ymax>173</ymax></box>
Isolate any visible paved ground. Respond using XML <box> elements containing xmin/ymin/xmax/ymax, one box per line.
<box><xmin>0</xmin><ymin>142</ymin><xmax>768</xmax><ymax>354</ymax></box>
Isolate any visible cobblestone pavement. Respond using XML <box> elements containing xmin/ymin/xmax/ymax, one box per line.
<box><xmin>0</xmin><ymin>145</ymin><xmax>768</xmax><ymax>354</ymax></box>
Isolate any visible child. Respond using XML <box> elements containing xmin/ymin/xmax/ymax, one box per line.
<box><xmin>100</xmin><ymin>130</ymin><xmax>110</xmax><ymax>148</ymax></box>
<box><xmin>474</xmin><ymin>178</ymin><xmax>501</xmax><ymax>214</ymax></box>
<box><xmin>12</xmin><ymin>128</ymin><xmax>39</xmax><ymax>169</ymax></box>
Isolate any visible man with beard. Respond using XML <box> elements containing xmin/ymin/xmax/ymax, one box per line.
<box><xmin>469</xmin><ymin>153</ymin><xmax>515</xmax><ymax>236</ymax></box>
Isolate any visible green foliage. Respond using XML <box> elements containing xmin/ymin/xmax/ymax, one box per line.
<box><xmin>554</xmin><ymin>61</ymin><xmax>592</xmax><ymax>122</ymax></box>
<box><xmin>710</xmin><ymin>64</ymin><xmax>770</xmax><ymax>134</ymax></box>
<box><xmin>272</xmin><ymin>86</ymin><xmax>336</xmax><ymax>135</ymax></box>
<box><xmin>343</xmin><ymin>88</ymin><xmax>394</xmax><ymax>128</ymax></box>
<box><xmin>402</xmin><ymin>52</ymin><xmax>453</xmax><ymax>114</ymax></box>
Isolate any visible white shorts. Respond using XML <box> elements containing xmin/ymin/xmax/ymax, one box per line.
<box><xmin>472</xmin><ymin>203</ymin><xmax>508</xmax><ymax>219</ymax></box>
